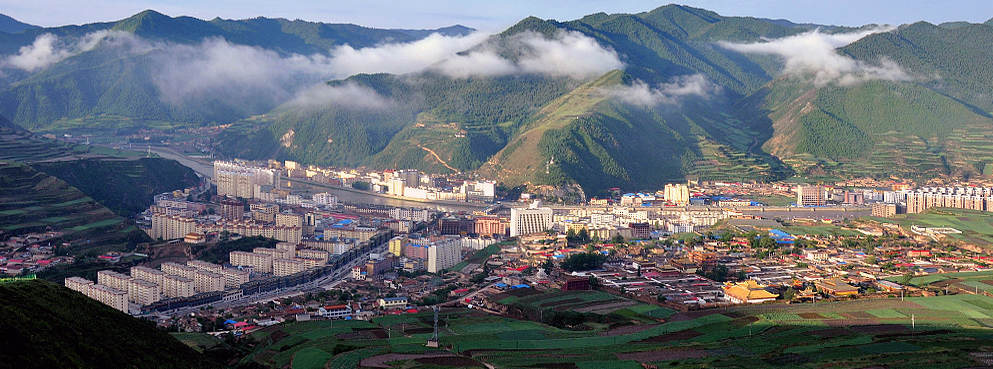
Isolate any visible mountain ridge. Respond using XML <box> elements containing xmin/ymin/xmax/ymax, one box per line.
<box><xmin>0</xmin><ymin>13</ymin><xmax>38</xmax><ymax>34</ymax></box>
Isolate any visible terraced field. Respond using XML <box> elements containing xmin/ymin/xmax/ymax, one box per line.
<box><xmin>0</xmin><ymin>162</ymin><xmax>137</xmax><ymax>254</ymax></box>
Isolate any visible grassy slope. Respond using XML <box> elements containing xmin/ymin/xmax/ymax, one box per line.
<box><xmin>0</xmin><ymin>280</ymin><xmax>217</xmax><ymax>369</ymax></box>
<box><xmin>748</xmin><ymin>76</ymin><xmax>993</xmax><ymax>180</ymax></box>
<box><xmin>32</xmin><ymin>157</ymin><xmax>200</xmax><ymax>217</ymax></box>
<box><xmin>0</xmin><ymin>10</ymin><xmax>432</xmax><ymax>129</ymax></box>
<box><xmin>236</xmin><ymin>294</ymin><xmax>993</xmax><ymax>368</ymax></box>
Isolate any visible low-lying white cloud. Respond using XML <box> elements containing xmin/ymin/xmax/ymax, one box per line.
<box><xmin>327</xmin><ymin>32</ymin><xmax>492</xmax><ymax>76</ymax></box>
<box><xmin>719</xmin><ymin>28</ymin><xmax>910</xmax><ymax>86</ymax></box>
<box><xmin>2</xmin><ymin>30</ymin><xmax>132</xmax><ymax>72</ymax></box>
<box><xmin>515</xmin><ymin>31</ymin><xmax>625</xmax><ymax>78</ymax></box>
<box><xmin>152</xmin><ymin>38</ymin><xmax>337</xmax><ymax>108</ymax></box>
<box><xmin>1</xmin><ymin>27</ymin><xmax>624</xmax><ymax>115</ymax></box>
<box><xmin>286</xmin><ymin>83</ymin><xmax>392</xmax><ymax>110</ymax></box>
<box><xmin>331</xmin><ymin>30</ymin><xmax>624</xmax><ymax>79</ymax></box>
<box><xmin>607</xmin><ymin>74</ymin><xmax>720</xmax><ymax>107</ymax></box>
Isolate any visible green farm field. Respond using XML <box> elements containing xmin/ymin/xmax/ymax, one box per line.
<box><xmin>867</xmin><ymin>208</ymin><xmax>993</xmax><ymax>247</ymax></box>
<box><xmin>213</xmin><ymin>293</ymin><xmax>993</xmax><ymax>368</ymax></box>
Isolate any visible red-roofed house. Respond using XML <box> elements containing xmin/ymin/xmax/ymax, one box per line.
<box><xmin>317</xmin><ymin>304</ymin><xmax>352</xmax><ymax>319</ymax></box>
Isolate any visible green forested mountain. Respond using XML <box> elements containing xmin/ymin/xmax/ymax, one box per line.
<box><xmin>0</xmin><ymin>10</ymin><xmax>471</xmax><ymax>129</ymax></box>
<box><xmin>5</xmin><ymin>6</ymin><xmax>993</xmax><ymax>193</ymax></box>
<box><xmin>0</xmin><ymin>13</ymin><xmax>38</xmax><ymax>34</ymax></box>
<box><xmin>0</xmin><ymin>280</ymin><xmax>218</xmax><ymax>369</ymax></box>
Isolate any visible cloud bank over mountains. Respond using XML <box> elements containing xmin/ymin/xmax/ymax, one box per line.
<box><xmin>0</xmin><ymin>25</ymin><xmax>912</xmax><ymax>114</ymax></box>
<box><xmin>719</xmin><ymin>28</ymin><xmax>910</xmax><ymax>86</ymax></box>
<box><xmin>1</xmin><ymin>28</ymin><xmax>624</xmax><ymax>110</ymax></box>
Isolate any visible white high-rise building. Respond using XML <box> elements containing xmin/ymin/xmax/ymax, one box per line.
<box><xmin>213</xmin><ymin>161</ymin><xmax>279</xmax><ymax>199</ymax></box>
<box><xmin>796</xmin><ymin>185</ymin><xmax>827</xmax><ymax>207</ymax></box>
<box><xmin>664</xmin><ymin>183</ymin><xmax>690</xmax><ymax>206</ymax></box>
<box><xmin>427</xmin><ymin>238</ymin><xmax>462</xmax><ymax>273</ymax></box>
<box><xmin>510</xmin><ymin>201</ymin><xmax>553</xmax><ymax>237</ymax></box>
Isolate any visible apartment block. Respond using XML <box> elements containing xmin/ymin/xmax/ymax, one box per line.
<box><xmin>229</xmin><ymin>251</ymin><xmax>273</xmax><ymax>273</ymax></box>
<box><xmin>297</xmin><ymin>257</ymin><xmax>324</xmax><ymax>269</ymax></box>
<box><xmin>162</xmin><ymin>275</ymin><xmax>195</xmax><ymax>298</ymax></box>
<box><xmin>296</xmin><ymin>248</ymin><xmax>329</xmax><ymax>263</ymax></box>
<box><xmin>194</xmin><ymin>270</ymin><xmax>225</xmax><ymax>293</ymax></box>
<box><xmin>276</xmin><ymin>213</ymin><xmax>303</xmax><ymax>228</ymax></box>
<box><xmin>219</xmin><ymin>267</ymin><xmax>250</xmax><ymax>288</ymax></box>
<box><xmin>388</xmin><ymin>236</ymin><xmax>407</xmax><ymax>256</ymax></box>
<box><xmin>131</xmin><ymin>266</ymin><xmax>167</xmax><ymax>286</ymax></box>
<box><xmin>250</xmin><ymin>203</ymin><xmax>280</xmax><ymax>223</ymax></box>
<box><xmin>127</xmin><ymin>278</ymin><xmax>160</xmax><ymax>306</ymax></box>
<box><xmin>96</xmin><ymin>270</ymin><xmax>133</xmax><ymax>292</ymax></box>
<box><xmin>796</xmin><ymin>185</ymin><xmax>827</xmax><ymax>207</ymax></box>
<box><xmin>150</xmin><ymin>214</ymin><xmax>197</xmax><ymax>240</ymax></box>
<box><xmin>161</xmin><ymin>262</ymin><xmax>198</xmax><ymax>279</ymax></box>
<box><xmin>273</xmin><ymin>258</ymin><xmax>305</xmax><ymax>277</ymax></box>
<box><xmin>664</xmin><ymin>183</ymin><xmax>690</xmax><ymax>206</ymax></box>
<box><xmin>253</xmin><ymin>247</ymin><xmax>293</xmax><ymax>260</ymax></box>
<box><xmin>187</xmin><ymin>260</ymin><xmax>222</xmax><ymax>273</ymax></box>
<box><xmin>276</xmin><ymin>242</ymin><xmax>298</xmax><ymax>257</ymax></box>
<box><xmin>871</xmin><ymin>203</ymin><xmax>897</xmax><ymax>217</ymax></box>
<box><xmin>219</xmin><ymin>197</ymin><xmax>245</xmax><ymax>220</ymax></box>
<box><xmin>65</xmin><ymin>277</ymin><xmax>93</xmax><ymax>295</ymax></box>
<box><xmin>88</xmin><ymin>284</ymin><xmax>128</xmax><ymax>313</ymax></box>
<box><xmin>427</xmin><ymin>239</ymin><xmax>462</xmax><ymax>273</ymax></box>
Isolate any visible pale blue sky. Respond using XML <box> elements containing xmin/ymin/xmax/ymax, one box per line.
<box><xmin>3</xmin><ymin>0</ymin><xmax>992</xmax><ymax>31</ymax></box>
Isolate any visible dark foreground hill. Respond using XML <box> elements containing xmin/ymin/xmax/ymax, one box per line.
<box><xmin>0</xmin><ymin>279</ymin><xmax>217</xmax><ymax>369</ymax></box>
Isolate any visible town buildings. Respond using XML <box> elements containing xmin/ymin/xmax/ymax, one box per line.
<box><xmin>796</xmin><ymin>185</ymin><xmax>827</xmax><ymax>206</ymax></box>
<box><xmin>229</xmin><ymin>251</ymin><xmax>273</xmax><ymax>273</ymax></box>
<box><xmin>664</xmin><ymin>183</ymin><xmax>690</xmax><ymax>206</ymax></box>
<box><xmin>510</xmin><ymin>201</ymin><xmax>553</xmax><ymax>237</ymax></box>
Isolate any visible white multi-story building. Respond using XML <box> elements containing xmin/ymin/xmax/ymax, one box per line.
<box><xmin>296</xmin><ymin>248</ymin><xmax>330</xmax><ymax>263</ymax></box>
<box><xmin>187</xmin><ymin>260</ymin><xmax>222</xmax><ymax>273</ymax></box>
<box><xmin>427</xmin><ymin>238</ymin><xmax>462</xmax><ymax>273</ymax></box>
<box><xmin>510</xmin><ymin>201</ymin><xmax>553</xmax><ymax>237</ymax></box>
<box><xmin>131</xmin><ymin>266</ymin><xmax>167</xmax><ymax>286</ymax></box>
<box><xmin>149</xmin><ymin>214</ymin><xmax>197</xmax><ymax>240</ymax></box>
<box><xmin>796</xmin><ymin>185</ymin><xmax>827</xmax><ymax>207</ymax></box>
<box><xmin>276</xmin><ymin>242</ymin><xmax>298</xmax><ymax>257</ymax></box>
<box><xmin>664</xmin><ymin>183</ymin><xmax>690</xmax><ymax>206</ymax></box>
<box><xmin>389</xmin><ymin>208</ymin><xmax>431</xmax><ymax>222</ymax></box>
<box><xmin>317</xmin><ymin>304</ymin><xmax>352</xmax><ymax>319</ymax></box>
<box><xmin>162</xmin><ymin>275</ymin><xmax>194</xmax><ymax>298</ymax></box>
<box><xmin>87</xmin><ymin>284</ymin><xmax>128</xmax><ymax>313</ymax></box>
<box><xmin>219</xmin><ymin>267</ymin><xmax>249</xmax><ymax>288</ymax></box>
<box><xmin>161</xmin><ymin>262</ymin><xmax>198</xmax><ymax>279</ymax></box>
<box><xmin>312</xmin><ymin>193</ymin><xmax>338</xmax><ymax>206</ymax></box>
<box><xmin>229</xmin><ymin>251</ymin><xmax>273</xmax><ymax>273</ymax></box>
<box><xmin>214</xmin><ymin>161</ymin><xmax>279</xmax><ymax>199</ymax></box>
<box><xmin>273</xmin><ymin>258</ymin><xmax>305</xmax><ymax>277</ymax></box>
<box><xmin>193</xmin><ymin>270</ymin><xmax>225</xmax><ymax>293</ymax></box>
<box><xmin>127</xmin><ymin>278</ymin><xmax>160</xmax><ymax>306</ymax></box>
<box><xmin>96</xmin><ymin>270</ymin><xmax>132</xmax><ymax>292</ymax></box>
<box><xmin>65</xmin><ymin>277</ymin><xmax>93</xmax><ymax>295</ymax></box>
<box><xmin>254</xmin><ymin>247</ymin><xmax>293</xmax><ymax>260</ymax></box>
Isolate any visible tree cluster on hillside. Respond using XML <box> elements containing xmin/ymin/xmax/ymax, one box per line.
<box><xmin>560</xmin><ymin>252</ymin><xmax>608</xmax><ymax>272</ymax></box>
